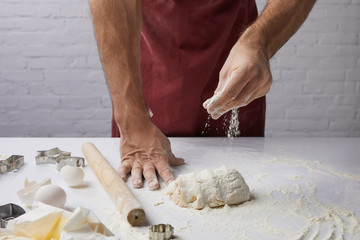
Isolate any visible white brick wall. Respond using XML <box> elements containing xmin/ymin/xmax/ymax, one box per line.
<box><xmin>0</xmin><ymin>0</ymin><xmax>359</xmax><ymax>137</ymax></box>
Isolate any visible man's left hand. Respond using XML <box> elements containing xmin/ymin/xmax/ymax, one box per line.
<box><xmin>203</xmin><ymin>41</ymin><xmax>272</xmax><ymax>119</ymax></box>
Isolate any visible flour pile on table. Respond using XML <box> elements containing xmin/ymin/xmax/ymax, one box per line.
<box><xmin>166</xmin><ymin>166</ymin><xmax>250</xmax><ymax>209</ymax></box>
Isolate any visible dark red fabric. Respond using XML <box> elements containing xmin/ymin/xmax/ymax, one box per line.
<box><xmin>112</xmin><ymin>0</ymin><xmax>265</xmax><ymax>137</ymax></box>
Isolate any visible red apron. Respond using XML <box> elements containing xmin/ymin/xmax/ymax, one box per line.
<box><xmin>112</xmin><ymin>0</ymin><xmax>265</xmax><ymax>137</ymax></box>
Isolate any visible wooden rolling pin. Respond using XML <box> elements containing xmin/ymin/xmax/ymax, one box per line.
<box><xmin>82</xmin><ymin>142</ymin><xmax>145</xmax><ymax>226</ymax></box>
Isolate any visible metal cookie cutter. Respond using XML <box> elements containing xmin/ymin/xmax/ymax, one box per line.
<box><xmin>0</xmin><ymin>203</ymin><xmax>26</xmax><ymax>228</ymax></box>
<box><xmin>0</xmin><ymin>155</ymin><xmax>24</xmax><ymax>174</ymax></box>
<box><xmin>149</xmin><ymin>224</ymin><xmax>174</xmax><ymax>240</ymax></box>
<box><xmin>35</xmin><ymin>147</ymin><xmax>71</xmax><ymax>164</ymax></box>
<box><xmin>35</xmin><ymin>147</ymin><xmax>85</xmax><ymax>170</ymax></box>
<box><xmin>55</xmin><ymin>156</ymin><xmax>85</xmax><ymax>170</ymax></box>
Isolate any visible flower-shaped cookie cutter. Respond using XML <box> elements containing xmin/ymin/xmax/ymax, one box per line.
<box><xmin>149</xmin><ymin>224</ymin><xmax>174</xmax><ymax>240</ymax></box>
<box><xmin>35</xmin><ymin>147</ymin><xmax>85</xmax><ymax>170</ymax></box>
<box><xmin>0</xmin><ymin>155</ymin><xmax>24</xmax><ymax>174</ymax></box>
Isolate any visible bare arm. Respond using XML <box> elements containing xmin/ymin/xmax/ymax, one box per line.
<box><xmin>90</xmin><ymin>0</ymin><xmax>184</xmax><ymax>190</ymax></box>
<box><xmin>204</xmin><ymin>0</ymin><xmax>317</xmax><ymax>118</ymax></box>
<box><xmin>89</xmin><ymin>0</ymin><xmax>147</xmax><ymax>132</ymax></box>
<box><xmin>243</xmin><ymin>0</ymin><xmax>317</xmax><ymax>59</ymax></box>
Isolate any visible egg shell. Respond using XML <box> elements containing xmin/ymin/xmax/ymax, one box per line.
<box><xmin>34</xmin><ymin>184</ymin><xmax>66</xmax><ymax>208</ymax></box>
<box><xmin>60</xmin><ymin>165</ymin><xmax>85</xmax><ymax>187</ymax></box>
<box><xmin>17</xmin><ymin>184</ymin><xmax>41</xmax><ymax>207</ymax></box>
<box><xmin>17</xmin><ymin>178</ymin><xmax>52</xmax><ymax>207</ymax></box>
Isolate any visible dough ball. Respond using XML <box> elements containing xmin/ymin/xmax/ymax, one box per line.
<box><xmin>166</xmin><ymin>166</ymin><xmax>250</xmax><ymax>210</ymax></box>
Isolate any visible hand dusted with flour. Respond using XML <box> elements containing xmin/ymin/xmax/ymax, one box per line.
<box><xmin>166</xmin><ymin>166</ymin><xmax>250</xmax><ymax>210</ymax></box>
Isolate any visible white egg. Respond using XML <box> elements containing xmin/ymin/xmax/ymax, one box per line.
<box><xmin>60</xmin><ymin>165</ymin><xmax>85</xmax><ymax>187</ymax></box>
<box><xmin>34</xmin><ymin>185</ymin><xmax>66</xmax><ymax>208</ymax></box>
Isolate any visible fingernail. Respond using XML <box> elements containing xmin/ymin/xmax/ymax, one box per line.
<box><xmin>166</xmin><ymin>179</ymin><xmax>174</xmax><ymax>185</ymax></box>
<box><xmin>213</xmin><ymin>112</ymin><xmax>224</xmax><ymax>119</ymax></box>
<box><xmin>212</xmin><ymin>114</ymin><xmax>220</xmax><ymax>120</ymax></box>
<box><xmin>203</xmin><ymin>99</ymin><xmax>210</xmax><ymax>109</ymax></box>
<box><xmin>148</xmin><ymin>180</ymin><xmax>158</xmax><ymax>190</ymax></box>
<box><xmin>133</xmin><ymin>179</ymin><xmax>142</xmax><ymax>188</ymax></box>
<box><xmin>177</xmin><ymin>158</ymin><xmax>185</xmax><ymax>164</ymax></box>
<box><xmin>207</xmin><ymin>107</ymin><xmax>216</xmax><ymax>115</ymax></box>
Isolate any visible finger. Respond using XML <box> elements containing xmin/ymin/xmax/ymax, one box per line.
<box><xmin>244</xmin><ymin>85</ymin><xmax>270</xmax><ymax>105</ymax></box>
<box><xmin>211</xmin><ymin>110</ymin><xmax>227</xmax><ymax>120</ymax></box>
<box><xmin>206</xmin><ymin>73</ymin><xmax>248</xmax><ymax>115</ymax></box>
<box><xmin>232</xmin><ymin>80</ymin><xmax>258</xmax><ymax>106</ymax></box>
<box><xmin>154</xmin><ymin>159</ymin><xmax>175</xmax><ymax>186</ymax></box>
<box><xmin>215</xmin><ymin>66</ymin><xmax>238</xmax><ymax>95</ymax></box>
<box><xmin>211</xmin><ymin>80</ymin><xmax>259</xmax><ymax>118</ymax></box>
<box><xmin>203</xmin><ymin>73</ymin><xmax>234</xmax><ymax>110</ymax></box>
<box><xmin>211</xmin><ymin>87</ymin><xmax>265</xmax><ymax>120</ymax></box>
<box><xmin>118</xmin><ymin>160</ymin><xmax>132</xmax><ymax>181</ymax></box>
<box><xmin>131</xmin><ymin>161</ymin><xmax>143</xmax><ymax>188</ymax></box>
<box><xmin>169</xmin><ymin>156</ymin><xmax>185</xmax><ymax>166</ymax></box>
<box><xmin>203</xmin><ymin>93</ymin><xmax>219</xmax><ymax>111</ymax></box>
<box><xmin>143</xmin><ymin>162</ymin><xmax>159</xmax><ymax>191</ymax></box>
<box><xmin>202</xmin><ymin>98</ymin><xmax>211</xmax><ymax>109</ymax></box>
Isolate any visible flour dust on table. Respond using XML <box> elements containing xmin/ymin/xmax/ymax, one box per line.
<box><xmin>102</xmin><ymin>155</ymin><xmax>360</xmax><ymax>240</ymax></box>
<box><xmin>166</xmin><ymin>166</ymin><xmax>250</xmax><ymax>209</ymax></box>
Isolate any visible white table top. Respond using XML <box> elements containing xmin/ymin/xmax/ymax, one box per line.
<box><xmin>0</xmin><ymin>138</ymin><xmax>359</xmax><ymax>239</ymax></box>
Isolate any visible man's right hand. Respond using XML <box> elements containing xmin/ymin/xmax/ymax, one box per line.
<box><xmin>118</xmin><ymin>119</ymin><xmax>185</xmax><ymax>191</ymax></box>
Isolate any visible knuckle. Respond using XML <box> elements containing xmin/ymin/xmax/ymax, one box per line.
<box><xmin>159</xmin><ymin>167</ymin><xmax>172</xmax><ymax>175</ymax></box>
<box><xmin>219</xmin><ymin>69</ymin><xmax>227</xmax><ymax>80</ymax></box>
<box><xmin>262</xmin><ymin>81</ymin><xmax>272</xmax><ymax>94</ymax></box>
<box><xmin>121</xmin><ymin>159</ymin><xmax>132</xmax><ymax>168</ymax></box>
<box><xmin>133</xmin><ymin>158</ymin><xmax>144</xmax><ymax>166</ymax></box>
<box><xmin>143</xmin><ymin>164</ymin><xmax>155</xmax><ymax>173</ymax></box>
<box><xmin>244</xmin><ymin>61</ymin><xmax>256</xmax><ymax>75</ymax></box>
<box><xmin>224</xmin><ymin>89</ymin><xmax>237</xmax><ymax>101</ymax></box>
<box><xmin>263</xmin><ymin>86</ymin><xmax>271</xmax><ymax>95</ymax></box>
<box><xmin>261</xmin><ymin>66</ymin><xmax>272</xmax><ymax>81</ymax></box>
<box><xmin>118</xmin><ymin>168</ymin><xmax>125</xmax><ymax>175</ymax></box>
<box><xmin>132</xmin><ymin>165</ymin><xmax>142</xmax><ymax>171</ymax></box>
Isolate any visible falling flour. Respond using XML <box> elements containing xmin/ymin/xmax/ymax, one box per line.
<box><xmin>202</xmin><ymin>109</ymin><xmax>240</xmax><ymax>137</ymax></box>
<box><xmin>201</xmin><ymin>115</ymin><xmax>212</xmax><ymax>135</ymax></box>
<box><xmin>226</xmin><ymin>109</ymin><xmax>240</xmax><ymax>138</ymax></box>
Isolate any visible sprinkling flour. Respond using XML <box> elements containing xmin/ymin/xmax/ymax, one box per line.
<box><xmin>201</xmin><ymin>115</ymin><xmax>212</xmax><ymax>135</ymax></box>
<box><xmin>226</xmin><ymin>109</ymin><xmax>240</xmax><ymax>138</ymax></box>
<box><xmin>202</xmin><ymin>109</ymin><xmax>240</xmax><ymax>137</ymax></box>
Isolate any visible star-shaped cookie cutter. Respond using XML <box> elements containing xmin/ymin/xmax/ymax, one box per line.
<box><xmin>35</xmin><ymin>147</ymin><xmax>85</xmax><ymax>170</ymax></box>
<box><xmin>0</xmin><ymin>155</ymin><xmax>24</xmax><ymax>174</ymax></box>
